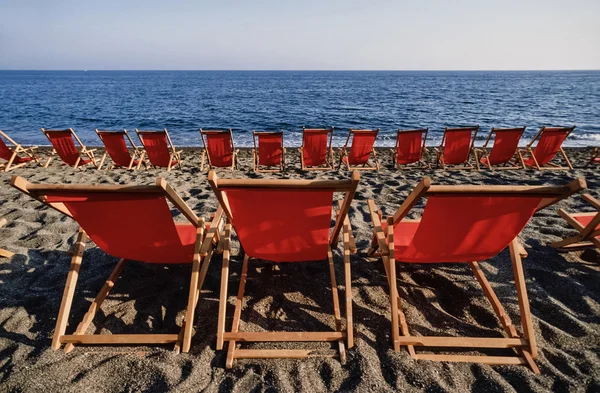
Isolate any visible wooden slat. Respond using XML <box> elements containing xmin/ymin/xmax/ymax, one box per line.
<box><xmin>60</xmin><ymin>334</ymin><xmax>179</xmax><ymax>344</ymax></box>
<box><xmin>214</xmin><ymin>178</ymin><xmax>356</xmax><ymax>191</ymax></box>
<box><xmin>413</xmin><ymin>354</ymin><xmax>526</xmax><ymax>365</ymax></box>
<box><xmin>233</xmin><ymin>349</ymin><xmax>337</xmax><ymax>359</ymax></box>
<box><xmin>397</xmin><ymin>336</ymin><xmax>527</xmax><ymax>348</ymax></box>
<box><xmin>223</xmin><ymin>332</ymin><xmax>345</xmax><ymax>342</ymax></box>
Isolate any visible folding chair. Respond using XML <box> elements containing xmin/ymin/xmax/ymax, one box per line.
<box><xmin>10</xmin><ymin>175</ymin><xmax>224</xmax><ymax>353</ymax></box>
<box><xmin>135</xmin><ymin>129</ymin><xmax>183</xmax><ymax>171</ymax></box>
<box><xmin>338</xmin><ymin>129</ymin><xmax>379</xmax><ymax>170</ymax></box>
<box><xmin>41</xmin><ymin>128</ymin><xmax>98</xmax><ymax>169</ymax></box>
<box><xmin>552</xmin><ymin>194</ymin><xmax>600</xmax><ymax>250</ymax></box>
<box><xmin>393</xmin><ymin>129</ymin><xmax>430</xmax><ymax>169</ymax></box>
<box><xmin>0</xmin><ymin>218</ymin><xmax>14</xmax><ymax>259</ymax></box>
<box><xmin>367</xmin><ymin>177</ymin><xmax>586</xmax><ymax>373</ymax></box>
<box><xmin>475</xmin><ymin>127</ymin><xmax>526</xmax><ymax>170</ymax></box>
<box><xmin>208</xmin><ymin>170</ymin><xmax>360</xmax><ymax>368</ymax></box>
<box><xmin>434</xmin><ymin>126</ymin><xmax>479</xmax><ymax>169</ymax></box>
<box><xmin>95</xmin><ymin>129</ymin><xmax>147</xmax><ymax>170</ymax></box>
<box><xmin>252</xmin><ymin>131</ymin><xmax>285</xmax><ymax>172</ymax></box>
<box><xmin>520</xmin><ymin>126</ymin><xmax>575</xmax><ymax>170</ymax></box>
<box><xmin>0</xmin><ymin>130</ymin><xmax>41</xmax><ymax>172</ymax></box>
<box><xmin>299</xmin><ymin>127</ymin><xmax>334</xmax><ymax>171</ymax></box>
<box><xmin>200</xmin><ymin>129</ymin><xmax>239</xmax><ymax>171</ymax></box>
<box><xmin>586</xmin><ymin>147</ymin><xmax>600</xmax><ymax>167</ymax></box>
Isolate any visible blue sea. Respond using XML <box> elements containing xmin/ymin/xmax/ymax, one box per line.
<box><xmin>0</xmin><ymin>70</ymin><xmax>598</xmax><ymax>147</ymax></box>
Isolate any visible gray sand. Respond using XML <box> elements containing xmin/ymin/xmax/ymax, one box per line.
<box><xmin>0</xmin><ymin>148</ymin><xmax>599</xmax><ymax>392</ymax></box>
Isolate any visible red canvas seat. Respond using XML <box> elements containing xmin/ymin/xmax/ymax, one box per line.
<box><xmin>42</xmin><ymin>128</ymin><xmax>97</xmax><ymax>169</ymax></box>
<box><xmin>394</xmin><ymin>129</ymin><xmax>429</xmax><ymax>168</ymax></box>
<box><xmin>207</xmin><ymin>171</ymin><xmax>359</xmax><ymax>367</ymax></box>
<box><xmin>435</xmin><ymin>126</ymin><xmax>478</xmax><ymax>169</ymax></box>
<box><xmin>96</xmin><ymin>129</ymin><xmax>146</xmax><ymax>170</ymax></box>
<box><xmin>339</xmin><ymin>129</ymin><xmax>379</xmax><ymax>170</ymax></box>
<box><xmin>367</xmin><ymin>177</ymin><xmax>586</xmax><ymax>373</ymax></box>
<box><xmin>136</xmin><ymin>129</ymin><xmax>182</xmax><ymax>171</ymax></box>
<box><xmin>300</xmin><ymin>127</ymin><xmax>334</xmax><ymax>170</ymax></box>
<box><xmin>552</xmin><ymin>194</ymin><xmax>600</xmax><ymax>250</ymax></box>
<box><xmin>252</xmin><ymin>131</ymin><xmax>284</xmax><ymax>172</ymax></box>
<box><xmin>0</xmin><ymin>130</ymin><xmax>40</xmax><ymax>172</ymax></box>
<box><xmin>200</xmin><ymin>129</ymin><xmax>238</xmax><ymax>170</ymax></box>
<box><xmin>475</xmin><ymin>127</ymin><xmax>525</xmax><ymax>170</ymax></box>
<box><xmin>520</xmin><ymin>126</ymin><xmax>574</xmax><ymax>170</ymax></box>
<box><xmin>11</xmin><ymin>176</ymin><xmax>223</xmax><ymax>353</ymax></box>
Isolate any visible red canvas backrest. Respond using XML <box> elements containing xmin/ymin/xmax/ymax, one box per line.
<box><xmin>46</xmin><ymin>131</ymin><xmax>80</xmax><ymax>166</ymax></box>
<box><xmin>257</xmin><ymin>133</ymin><xmax>283</xmax><ymax>166</ymax></box>
<box><xmin>397</xmin><ymin>194</ymin><xmax>542</xmax><ymax>263</ymax></box>
<box><xmin>0</xmin><ymin>136</ymin><xmax>13</xmax><ymax>161</ymax></box>
<box><xmin>303</xmin><ymin>129</ymin><xmax>330</xmax><ymax>166</ymax></box>
<box><xmin>396</xmin><ymin>130</ymin><xmax>424</xmax><ymax>164</ymax></box>
<box><xmin>98</xmin><ymin>132</ymin><xmax>132</xmax><ymax>167</ymax></box>
<box><xmin>224</xmin><ymin>188</ymin><xmax>334</xmax><ymax>262</ymax></box>
<box><xmin>532</xmin><ymin>128</ymin><xmax>569</xmax><ymax>165</ymax></box>
<box><xmin>443</xmin><ymin>129</ymin><xmax>475</xmax><ymax>164</ymax></box>
<box><xmin>487</xmin><ymin>129</ymin><xmax>524</xmax><ymax>165</ymax></box>
<box><xmin>43</xmin><ymin>192</ymin><xmax>193</xmax><ymax>263</ymax></box>
<box><xmin>138</xmin><ymin>132</ymin><xmax>171</xmax><ymax>167</ymax></box>
<box><xmin>348</xmin><ymin>131</ymin><xmax>377</xmax><ymax>165</ymax></box>
<box><xmin>205</xmin><ymin>132</ymin><xmax>233</xmax><ymax>167</ymax></box>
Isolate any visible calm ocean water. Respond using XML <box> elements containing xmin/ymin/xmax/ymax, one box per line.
<box><xmin>0</xmin><ymin>70</ymin><xmax>598</xmax><ymax>147</ymax></box>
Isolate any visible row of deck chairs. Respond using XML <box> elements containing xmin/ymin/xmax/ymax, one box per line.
<box><xmin>0</xmin><ymin>125</ymin><xmax>590</xmax><ymax>173</ymax></box>
<box><xmin>1</xmin><ymin>171</ymin><xmax>594</xmax><ymax>374</ymax></box>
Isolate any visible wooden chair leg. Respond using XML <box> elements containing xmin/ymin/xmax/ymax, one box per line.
<box><xmin>52</xmin><ymin>229</ymin><xmax>88</xmax><ymax>350</ymax></box>
<box><xmin>0</xmin><ymin>248</ymin><xmax>14</xmax><ymax>258</ymax></box>
<box><xmin>64</xmin><ymin>258</ymin><xmax>128</xmax><ymax>353</ymax></box>
<box><xmin>226</xmin><ymin>253</ymin><xmax>250</xmax><ymax>368</ymax></box>
<box><xmin>327</xmin><ymin>247</ymin><xmax>347</xmax><ymax>364</ymax></box>
<box><xmin>216</xmin><ymin>224</ymin><xmax>232</xmax><ymax>350</ymax></box>
<box><xmin>182</xmin><ymin>228</ymin><xmax>205</xmax><ymax>353</ymax></box>
<box><xmin>342</xmin><ymin>224</ymin><xmax>353</xmax><ymax>349</ymax></box>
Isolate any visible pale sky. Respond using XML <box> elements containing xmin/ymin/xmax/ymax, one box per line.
<box><xmin>1</xmin><ymin>0</ymin><xmax>599</xmax><ymax>70</ymax></box>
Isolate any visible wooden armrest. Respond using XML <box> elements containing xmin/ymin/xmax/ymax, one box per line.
<box><xmin>336</xmin><ymin>200</ymin><xmax>357</xmax><ymax>253</ymax></box>
<box><xmin>367</xmin><ymin>199</ymin><xmax>389</xmax><ymax>255</ymax></box>
<box><xmin>582</xmin><ymin>194</ymin><xmax>600</xmax><ymax>210</ymax></box>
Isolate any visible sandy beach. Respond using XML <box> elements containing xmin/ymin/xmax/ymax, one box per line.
<box><xmin>0</xmin><ymin>147</ymin><xmax>599</xmax><ymax>392</ymax></box>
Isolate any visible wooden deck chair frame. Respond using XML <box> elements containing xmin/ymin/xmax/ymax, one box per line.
<box><xmin>299</xmin><ymin>127</ymin><xmax>335</xmax><ymax>171</ymax></box>
<box><xmin>551</xmin><ymin>194</ymin><xmax>600</xmax><ymax>250</ymax></box>
<box><xmin>338</xmin><ymin>129</ymin><xmax>380</xmax><ymax>171</ymax></box>
<box><xmin>252</xmin><ymin>130</ymin><xmax>286</xmax><ymax>173</ymax></box>
<box><xmin>519</xmin><ymin>125</ymin><xmax>575</xmax><ymax>170</ymax></box>
<box><xmin>41</xmin><ymin>128</ymin><xmax>98</xmax><ymax>169</ymax></box>
<box><xmin>135</xmin><ymin>128</ymin><xmax>183</xmax><ymax>171</ymax></box>
<box><xmin>0</xmin><ymin>130</ymin><xmax>41</xmax><ymax>172</ymax></box>
<box><xmin>474</xmin><ymin>127</ymin><xmax>526</xmax><ymax>170</ymax></box>
<box><xmin>586</xmin><ymin>147</ymin><xmax>600</xmax><ymax>167</ymax></box>
<box><xmin>367</xmin><ymin>177</ymin><xmax>585</xmax><ymax>374</ymax></box>
<box><xmin>434</xmin><ymin>126</ymin><xmax>479</xmax><ymax>170</ymax></box>
<box><xmin>95</xmin><ymin>129</ymin><xmax>147</xmax><ymax>170</ymax></box>
<box><xmin>393</xmin><ymin>128</ymin><xmax>430</xmax><ymax>170</ymax></box>
<box><xmin>207</xmin><ymin>171</ymin><xmax>360</xmax><ymax>368</ymax></box>
<box><xmin>10</xmin><ymin>176</ymin><xmax>224</xmax><ymax>353</ymax></box>
<box><xmin>199</xmin><ymin>129</ymin><xmax>239</xmax><ymax>171</ymax></box>
<box><xmin>0</xmin><ymin>218</ymin><xmax>14</xmax><ymax>259</ymax></box>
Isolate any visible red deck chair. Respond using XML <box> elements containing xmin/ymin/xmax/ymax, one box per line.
<box><xmin>200</xmin><ymin>129</ymin><xmax>239</xmax><ymax>171</ymax></box>
<box><xmin>207</xmin><ymin>170</ymin><xmax>360</xmax><ymax>368</ymax></box>
<box><xmin>475</xmin><ymin>127</ymin><xmax>526</xmax><ymax>170</ymax></box>
<box><xmin>520</xmin><ymin>126</ymin><xmax>575</xmax><ymax>170</ymax></box>
<box><xmin>0</xmin><ymin>130</ymin><xmax>41</xmax><ymax>172</ymax></box>
<box><xmin>435</xmin><ymin>126</ymin><xmax>479</xmax><ymax>169</ymax></box>
<box><xmin>135</xmin><ymin>128</ymin><xmax>183</xmax><ymax>171</ymax></box>
<box><xmin>252</xmin><ymin>131</ymin><xmax>285</xmax><ymax>172</ymax></box>
<box><xmin>552</xmin><ymin>194</ymin><xmax>600</xmax><ymax>250</ymax></box>
<box><xmin>10</xmin><ymin>175</ymin><xmax>224</xmax><ymax>353</ymax></box>
<box><xmin>367</xmin><ymin>177</ymin><xmax>585</xmax><ymax>373</ymax></box>
<box><xmin>41</xmin><ymin>128</ymin><xmax>97</xmax><ymax>169</ymax></box>
<box><xmin>338</xmin><ymin>129</ymin><xmax>379</xmax><ymax>170</ymax></box>
<box><xmin>95</xmin><ymin>129</ymin><xmax>147</xmax><ymax>170</ymax></box>
<box><xmin>393</xmin><ymin>129</ymin><xmax>429</xmax><ymax>169</ymax></box>
<box><xmin>299</xmin><ymin>127</ymin><xmax>334</xmax><ymax>170</ymax></box>
<box><xmin>0</xmin><ymin>218</ymin><xmax>14</xmax><ymax>259</ymax></box>
<box><xmin>588</xmin><ymin>147</ymin><xmax>600</xmax><ymax>166</ymax></box>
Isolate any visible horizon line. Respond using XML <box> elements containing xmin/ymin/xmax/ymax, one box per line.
<box><xmin>1</xmin><ymin>69</ymin><xmax>599</xmax><ymax>72</ymax></box>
